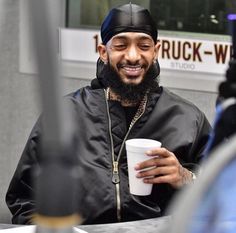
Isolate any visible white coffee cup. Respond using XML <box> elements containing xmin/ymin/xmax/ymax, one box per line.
<box><xmin>125</xmin><ymin>138</ymin><xmax>162</xmax><ymax>196</ymax></box>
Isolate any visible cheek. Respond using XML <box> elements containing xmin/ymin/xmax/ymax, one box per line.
<box><xmin>145</xmin><ymin>52</ymin><xmax>156</xmax><ymax>62</ymax></box>
<box><xmin>108</xmin><ymin>55</ymin><xmax>121</xmax><ymax>68</ymax></box>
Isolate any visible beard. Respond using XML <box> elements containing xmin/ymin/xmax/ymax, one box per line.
<box><xmin>97</xmin><ymin>60</ymin><xmax>160</xmax><ymax>104</ymax></box>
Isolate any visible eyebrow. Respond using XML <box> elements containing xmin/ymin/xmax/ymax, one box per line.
<box><xmin>112</xmin><ymin>35</ymin><xmax>128</xmax><ymax>41</ymax></box>
<box><xmin>112</xmin><ymin>34</ymin><xmax>153</xmax><ymax>41</ymax></box>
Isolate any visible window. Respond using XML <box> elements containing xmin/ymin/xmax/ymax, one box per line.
<box><xmin>66</xmin><ymin>0</ymin><xmax>148</xmax><ymax>29</ymax></box>
<box><xmin>66</xmin><ymin>0</ymin><xmax>236</xmax><ymax>35</ymax></box>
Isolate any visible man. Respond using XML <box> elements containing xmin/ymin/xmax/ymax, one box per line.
<box><xmin>6</xmin><ymin>3</ymin><xmax>211</xmax><ymax>225</ymax></box>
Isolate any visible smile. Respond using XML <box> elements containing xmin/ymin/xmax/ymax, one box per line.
<box><xmin>122</xmin><ymin>65</ymin><xmax>143</xmax><ymax>77</ymax></box>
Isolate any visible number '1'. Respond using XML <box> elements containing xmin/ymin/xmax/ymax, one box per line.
<box><xmin>93</xmin><ymin>34</ymin><xmax>99</xmax><ymax>53</ymax></box>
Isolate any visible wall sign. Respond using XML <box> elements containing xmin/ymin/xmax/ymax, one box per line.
<box><xmin>60</xmin><ymin>28</ymin><xmax>232</xmax><ymax>75</ymax></box>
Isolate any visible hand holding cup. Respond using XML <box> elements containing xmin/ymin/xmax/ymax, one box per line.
<box><xmin>125</xmin><ymin>138</ymin><xmax>162</xmax><ymax>196</ymax></box>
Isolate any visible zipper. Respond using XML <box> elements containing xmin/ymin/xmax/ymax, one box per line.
<box><xmin>104</xmin><ymin>89</ymin><xmax>148</xmax><ymax>222</ymax></box>
<box><xmin>104</xmin><ymin>90</ymin><xmax>121</xmax><ymax>221</ymax></box>
<box><xmin>112</xmin><ymin>161</ymin><xmax>120</xmax><ymax>184</ymax></box>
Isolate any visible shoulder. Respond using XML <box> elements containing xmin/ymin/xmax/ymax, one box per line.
<box><xmin>65</xmin><ymin>78</ymin><xmax>105</xmax><ymax>100</ymax></box>
<box><xmin>161</xmin><ymin>87</ymin><xmax>204</xmax><ymax>114</ymax></box>
<box><xmin>64</xmin><ymin>86</ymin><xmax>97</xmax><ymax>103</ymax></box>
<box><xmin>156</xmin><ymin>87</ymin><xmax>209</xmax><ymax>126</ymax></box>
<box><xmin>65</xmin><ymin>86</ymin><xmax>90</xmax><ymax>99</ymax></box>
<box><xmin>63</xmin><ymin>86</ymin><xmax>106</xmax><ymax>110</ymax></box>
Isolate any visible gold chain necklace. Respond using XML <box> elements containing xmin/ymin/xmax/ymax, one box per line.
<box><xmin>106</xmin><ymin>87</ymin><xmax>148</xmax><ymax>129</ymax></box>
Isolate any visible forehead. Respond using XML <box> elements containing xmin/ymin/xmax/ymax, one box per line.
<box><xmin>110</xmin><ymin>32</ymin><xmax>153</xmax><ymax>42</ymax></box>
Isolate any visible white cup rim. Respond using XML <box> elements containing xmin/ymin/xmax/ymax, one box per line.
<box><xmin>126</xmin><ymin>138</ymin><xmax>162</xmax><ymax>152</ymax></box>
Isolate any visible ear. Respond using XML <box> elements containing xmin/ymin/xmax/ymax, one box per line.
<box><xmin>154</xmin><ymin>42</ymin><xmax>161</xmax><ymax>61</ymax></box>
<box><xmin>98</xmin><ymin>44</ymin><xmax>108</xmax><ymax>63</ymax></box>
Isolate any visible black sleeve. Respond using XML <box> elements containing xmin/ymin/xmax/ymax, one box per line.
<box><xmin>5</xmin><ymin>118</ymin><xmax>42</xmax><ymax>224</ymax></box>
<box><xmin>160</xmin><ymin>113</ymin><xmax>212</xmax><ymax>214</ymax></box>
<box><xmin>182</xmin><ymin>111</ymin><xmax>212</xmax><ymax>173</ymax></box>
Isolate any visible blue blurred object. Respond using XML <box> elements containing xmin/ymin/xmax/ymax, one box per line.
<box><xmin>167</xmin><ymin>13</ymin><xmax>236</xmax><ymax>233</ymax></box>
<box><xmin>188</xmin><ymin>13</ymin><xmax>236</xmax><ymax>233</ymax></box>
<box><xmin>188</xmin><ymin>152</ymin><xmax>236</xmax><ymax>233</ymax></box>
<box><xmin>228</xmin><ymin>14</ymin><xmax>236</xmax><ymax>20</ymax></box>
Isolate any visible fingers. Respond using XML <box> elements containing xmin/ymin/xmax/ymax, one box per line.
<box><xmin>133</xmin><ymin>147</ymin><xmax>187</xmax><ymax>187</ymax></box>
<box><xmin>146</xmin><ymin>147</ymin><xmax>173</xmax><ymax>158</ymax></box>
<box><xmin>135</xmin><ymin>150</ymin><xmax>177</xmax><ymax>171</ymax></box>
<box><xmin>136</xmin><ymin>165</ymin><xmax>181</xmax><ymax>186</ymax></box>
<box><xmin>136</xmin><ymin>165</ymin><xmax>176</xmax><ymax>178</ymax></box>
<box><xmin>143</xmin><ymin>174</ymin><xmax>177</xmax><ymax>184</ymax></box>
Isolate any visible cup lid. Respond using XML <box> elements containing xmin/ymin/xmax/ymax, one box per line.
<box><xmin>125</xmin><ymin>138</ymin><xmax>161</xmax><ymax>152</ymax></box>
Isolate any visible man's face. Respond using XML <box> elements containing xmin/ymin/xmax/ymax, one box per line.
<box><xmin>98</xmin><ymin>32</ymin><xmax>160</xmax><ymax>86</ymax></box>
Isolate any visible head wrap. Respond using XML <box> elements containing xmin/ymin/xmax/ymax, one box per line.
<box><xmin>101</xmin><ymin>3</ymin><xmax>158</xmax><ymax>45</ymax></box>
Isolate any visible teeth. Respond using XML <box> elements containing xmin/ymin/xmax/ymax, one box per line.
<box><xmin>124</xmin><ymin>66</ymin><xmax>141</xmax><ymax>71</ymax></box>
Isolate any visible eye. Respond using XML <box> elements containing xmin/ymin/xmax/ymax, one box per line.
<box><xmin>112</xmin><ymin>44</ymin><xmax>127</xmax><ymax>50</ymax></box>
<box><xmin>139</xmin><ymin>44</ymin><xmax>152</xmax><ymax>51</ymax></box>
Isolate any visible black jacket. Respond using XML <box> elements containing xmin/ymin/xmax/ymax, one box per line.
<box><xmin>6</xmin><ymin>83</ymin><xmax>211</xmax><ymax>225</ymax></box>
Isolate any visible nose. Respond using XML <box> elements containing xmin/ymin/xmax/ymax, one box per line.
<box><xmin>125</xmin><ymin>45</ymin><xmax>141</xmax><ymax>63</ymax></box>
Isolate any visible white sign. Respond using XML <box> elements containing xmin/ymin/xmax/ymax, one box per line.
<box><xmin>158</xmin><ymin>37</ymin><xmax>232</xmax><ymax>74</ymax></box>
<box><xmin>60</xmin><ymin>28</ymin><xmax>232</xmax><ymax>75</ymax></box>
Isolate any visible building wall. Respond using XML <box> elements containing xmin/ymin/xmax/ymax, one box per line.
<box><xmin>0</xmin><ymin>0</ymin><xmax>217</xmax><ymax>223</ymax></box>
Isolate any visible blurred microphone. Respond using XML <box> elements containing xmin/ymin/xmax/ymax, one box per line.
<box><xmin>28</xmin><ymin>0</ymin><xmax>81</xmax><ymax>232</ymax></box>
